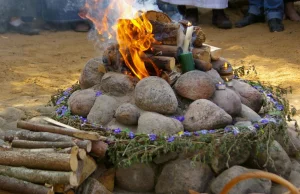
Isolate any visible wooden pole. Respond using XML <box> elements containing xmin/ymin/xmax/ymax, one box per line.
<box><xmin>147</xmin><ymin>44</ymin><xmax>183</xmax><ymax>60</ymax></box>
<box><xmin>11</xmin><ymin>140</ymin><xmax>75</xmax><ymax>149</ymax></box>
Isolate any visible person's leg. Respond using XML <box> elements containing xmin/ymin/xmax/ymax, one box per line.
<box><xmin>211</xmin><ymin>0</ymin><xmax>232</xmax><ymax>29</ymax></box>
<box><xmin>284</xmin><ymin>0</ymin><xmax>300</xmax><ymax>21</ymax></box>
<box><xmin>235</xmin><ymin>0</ymin><xmax>265</xmax><ymax>27</ymax></box>
<box><xmin>264</xmin><ymin>0</ymin><xmax>284</xmax><ymax>32</ymax></box>
<box><xmin>0</xmin><ymin>0</ymin><xmax>14</xmax><ymax>33</ymax></box>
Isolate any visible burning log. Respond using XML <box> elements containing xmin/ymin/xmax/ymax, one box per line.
<box><xmin>102</xmin><ymin>44</ymin><xmax>123</xmax><ymax>71</ymax></box>
<box><xmin>0</xmin><ymin>151</ymin><xmax>78</xmax><ymax>172</ymax></box>
<box><xmin>194</xmin><ymin>59</ymin><xmax>212</xmax><ymax>72</ymax></box>
<box><xmin>147</xmin><ymin>45</ymin><xmax>183</xmax><ymax>60</ymax></box>
<box><xmin>192</xmin><ymin>46</ymin><xmax>211</xmax><ymax>63</ymax></box>
<box><xmin>11</xmin><ymin>140</ymin><xmax>75</xmax><ymax>149</ymax></box>
<box><xmin>144</xmin><ymin>11</ymin><xmax>172</xmax><ymax>23</ymax></box>
<box><xmin>0</xmin><ymin>165</ymin><xmax>78</xmax><ymax>186</ymax></box>
<box><xmin>0</xmin><ymin>175</ymin><xmax>54</xmax><ymax>194</ymax></box>
<box><xmin>148</xmin><ymin>56</ymin><xmax>176</xmax><ymax>72</ymax></box>
<box><xmin>17</xmin><ymin>121</ymin><xmax>106</xmax><ymax>141</ymax></box>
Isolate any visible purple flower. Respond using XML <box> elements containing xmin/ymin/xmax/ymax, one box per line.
<box><xmin>183</xmin><ymin>131</ymin><xmax>192</xmax><ymax>137</ymax></box>
<box><xmin>266</xmin><ymin>93</ymin><xmax>273</xmax><ymax>97</ymax></box>
<box><xmin>129</xmin><ymin>132</ymin><xmax>135</xmax><ymax>139</ymax></box>
<box><xmin>276</xmin><ymin>104</ymin><xmax>284</xmax><ymax>111</ymax></box>
<box><xmin>233</xmin><ymin>128</ymin><xmax>240</xmax><ymax>135</ymax></box>
<box><xmin>167</xmin><ymin>136</ymin><xmax>175</xmax><ymax>142</ymax></box>
<box><xmin>193</xmin><ymin>131</ymin><xmax>199</xmax><ymax>136</ymax></box>
<box><xmin>56</xmin><ymin>106</ymin><xmax>68</xmax><ymax>117</ymax></box>
<box><xmin>113</xmin><ymin>128</ymin><xmax>121</xmax><ymax>134</ymax></box>
<box><xmin>200</xmin><ymin>130</ymin><xmax>208</xmax><ymax>135</ymax></box>
<box><xmin>96</xmin><ymin>91</ymin><xmax>103</xmax><ymax>97</ymax></box>
<box><xmin>253</xmin><ymin>123</ymin><xmax>260</xmax><ymax>129</ymax></box>
<box><xmin>260</xmin><ymin>119</ymin><xmax>269</xmax><ymax>124</ymax></box>
<box><xmin>209</xmin><ymin>130</ymin><xmax>216</xmax><ymax>134</ymax></box>
<box><xmin>172</xmin><ymin>116</ymin><xmax>185</xmax><ymax>122</ymax></box>
<box><xmin>148</xmin><ymin>134</ymin><xmax>157</xmax><ymax>141</ymax></box>
<box><xmin>56</xmin><ymin>96</ymin><xmax>66</xmax><ymax>105</ymax></box>
<box><xmin>63</xmin><ymin>88</ymin><xmax>72</xmax><ymax>96</ymax></box>
<box><xmin>224</xmin><ymin>126</ymin><xmax>232</xmax><ymax>133</ymax></box>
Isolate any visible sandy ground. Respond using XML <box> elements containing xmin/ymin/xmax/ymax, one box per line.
<box><xmin>0</xmin><ymin>9</ymin><xmax>300</xmax><ymax>120</ymax></box>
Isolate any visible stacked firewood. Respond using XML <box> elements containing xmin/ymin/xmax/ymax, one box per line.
<box><xmin>0</xmin><ymin>118</ymin><xmax>108</xmax><ymax>194</ymax></box>
<box><xmin>101</xmin><ymin>11</ymin><xmax>223</xmax><ymax>84</ymax></box>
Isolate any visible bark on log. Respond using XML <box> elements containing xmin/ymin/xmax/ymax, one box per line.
<box><xmin>0</xmin><ymin>151</ymin><xmax>78</xmax><ymax>172</ymax></box>
<box><xmin>147</xmin><ymin>45</ymin><xmax>183</xmax><ymax>60</ymax></box>
<box><xmin>0</xmin><ymin>130</ymin><xmax>73</xmax><ymax>142</ymax></box>
<box><xmin>11</xmin><ymin>140</ymin><xmax>75</xmax><ymax>149</ymax></box>
<box><xmin>73</xmin><ymin>139</ymin><xmax>92</xmax><ymax>152</ymax></box>
<box><xmin>194</xmin><ymin>59</ymin><xmax>212</xmax><ymax>72</ymax></box>
<box><xmin>144</xmin><ymin>11</ymin><xmax>172</xmax><ymax>23</ymax></box>
<box><xmin>192</xmin><ymin>45</ymin><xmax>211</xmax><ymax>63</ymax></box>
<box><xmin>102</xmin><ymin>44</ymin><xmax>123</xmax><ymax>71</ymax></box>
<box><xmin>17</xmin><ymin>121</ymin><xmax>106</xmax><ymax>141</ymax></box>
<box><xmin>14</xmin><ymin>146</ymin><xmax>79</xmax><ymax>155</ymax></box>
<box><xmin>76</xmin><ymin>155</ymin><xmax>97</xmax><ymax>185</ymax></box>
<box><xmin>150</xmin><ymin>56</ymin><xmax>176</xmax><ymax>72</ymax></box>
<box><xmin>0</xmin><ymin>139</ymin><xmax>10</xmax><ymax>150</ymax></box>
<box><xmin>203</xmin><ymin>44</ymin><xmax>222</xmax><ymax>60</ymax></box>
<box><xmin>91</xmin><ymin>140</ymin><xmax>108</xmax><ymax>158</ymax></box>
<box><xmin>150</xmin><ymin>20</ymin><xmax>181</xmax><ymax>46</ymax></box>
<box><xmin>0</xmin><ymin>175</ymin><xmax>54</xmax><ymax>194</ymax></box>
<box><xmin>0</xmin><ymin>165</ymin><xmax>78</xmax><ymax>186</ymax></box>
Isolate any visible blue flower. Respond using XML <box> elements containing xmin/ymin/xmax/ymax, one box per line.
<box><xmin>260</xmin><ymin>119</ymin><xmax>269</xmax><ymax>124</ymax></box>
<box><xmin>183</xmin><ymin>131</ymin><xmax>192</xmax><ymax>136</ymax></box>
<box><xmin>167</xmin><ymin>136</ymin><xmax>175</xmax><ymax>142</ymax></box>
<box><xmin>233</xmin><ymin>128</ymin><xmax>240</xmax><ymax>135</ymax></box>
<box><xmin>113</xmin><ymin>128</ymin><xmax>121</xmax><ymax>134</ymax></box>
<box><xmin>266</xmin><ymin>93</ymin><xmax>273</xmax><ymax>97</ymax></box>
<box><xmin>209</xmin><ymin>130</ymin><xmax>216</xmax><ymax>134</ymax></box>
<box><xmin>129</xmin><ymin>132</ymin><xmax>135</xmax><ymax>139</ymax></box>
<box><xmin>193</xmin><ymin>131</ymin><xmax>199</xmax><ymax>136</ymax></box>
<box><xmin>224</xmin><ymin>126</ymin><xmax>232</xmax><ymax>133</ymax></box>
<box><xmin>253</xmin><ymin>123</ymin><xmax>260</xmax><ymax>129</ymax></box>
<box><xmin>276</xmin><ymin>104</ymin><xmax>284</xmax><ymax>111</ymax></box>
<box><xmin>56</xmin><ymin>106</ymin><xmax>68</xmax><ymax>117</ymax></box>
<box><xmin>56</xmin><ymin>96</ymin><xmax>66</xmax><ymax>105</ymax></box>
<box><xmin>148</xmin><ymin>134</ymin><xmax>157</xmax><ymax>141</ymax></box>
<box><xmin>63</xmin><ymin>88</ymin><xmax>72</xmax><ymax>96</ymax></box>
<box><xmin>172</xmin><ymin>116</ymin><xmax>185</xmax><ymax>122</ymax></box>
<box><xmin>96</xmin><ymin>91</ymin><xmax>103</xmax><ymax>97</ymax></box>
<box><xmin>200</xmin><ymin>130</ymin><xmax>208</xmax><ymax>135</ymax></box>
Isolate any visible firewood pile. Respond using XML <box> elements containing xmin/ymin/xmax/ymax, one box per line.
<box><xmin>0</xmin><ymin>118</ymin><xmax>108</xmax><ymax>194</ymax></box>
<box><xmin>101</xmin><ymin>11</ymin><xmax>223</xmax><ymax>84</ymax></box>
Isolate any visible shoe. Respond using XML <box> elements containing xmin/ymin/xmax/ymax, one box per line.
<box><xmin>212</xmin><ymin>9</ymin><xmax>232</xmax><ymax>29</ymax></box>
<box><xmin>0</xmin><ymin>22</ymin><xmax>8</xmax><ymax>34</ymax></box>
<box><xmin>10</xmin><ymin>23</ymin><xmax>39</xmax><ymax>35</ymax></box>
<box><xmin>184</xmin><ymin>8</ymin><xmax>199</xmax><ymax>25</ymax></box>
<box><xmin>268</xmin><ymin>18</ymin><xmax>284</xmax><ymax>32</ymax></box>
<box><xmin>235</xmin><ymin>13</ymin><xmax>265</xmax><ymax>28</ymax></box>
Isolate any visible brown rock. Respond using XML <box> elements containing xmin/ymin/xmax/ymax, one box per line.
<box><xmin>79</xmin><ymin>58</ymin><xmax>104</xmax><ymax>89</ymax></box>
<box><xmin>68</xmin><ymin>89</ymin><xmax>96</xmax><ymax>117</ymax></box>
<box><xmin>115</xmin><ymin>103</ymin><xmax>140</xmax><ymax>125</ymax></box>
<box><xmin>101</xmin><ymin>72</ymin><xmax>134</xmax><ymax>96</ymax></box>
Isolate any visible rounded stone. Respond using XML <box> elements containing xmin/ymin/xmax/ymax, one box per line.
<box><xmin>174</xmin><ymin>70</ymin><xmax>215</xmax><ymax>100</ymax></box>
<box><xmin>79</xmin><ymin>58</ymin><xmax>104</xmax><ymax>89</ymax></box>
<box><xmin>101</xmin><ymin>72</ymin><xmax>134</xmax><ymax>96</ymax></box>
<box><xmin>115</xmin><ymin>103</ymin><xmax>140</xmax><ymax>125</ymax></box>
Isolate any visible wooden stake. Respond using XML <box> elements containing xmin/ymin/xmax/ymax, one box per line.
<box><xmin>0</xmin><ymin>165</ymin><xmax>78</xmax><ymax>186</ymax></box>
<box><xmin>0</xmin><ymin>175</ymin><xmax>54</xmax><ymax>194</ymax></box>
<box><xmin>17</xmin><ymin>121</ymin><xmax>106</xmax><ymax>141</ymax></box>
<box><xmin>0</xmin><ymin>151</ymin><xmax>78</xmax><ymax>172</ymax></box>
<box><xmin>12</xmin><ymin>140</ymin><xmax>75</xmax><ymax>149</ymax></box>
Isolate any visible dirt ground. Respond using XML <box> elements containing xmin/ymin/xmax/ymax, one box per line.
<box><xmin>0</xmin><ymin>9</ymin><xmax>300</xmax><ymax>121</ymax></box>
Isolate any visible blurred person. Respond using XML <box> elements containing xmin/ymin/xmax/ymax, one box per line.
<box><xmin>158</xmin><ymin>0</ymin><xmax>232</xmax><ymax>29</ymax></box>
<box><xmin>285</xmin><ymin>0</ymin><xmax>300</xmax><ymax>21</ymax></box>
<box><xmin>235</xmin><ymin>0</ymin><xmax>284</xmax><ymax>32</ymax></box>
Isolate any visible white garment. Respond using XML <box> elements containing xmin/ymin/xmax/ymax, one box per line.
<box><xmin>159</xmin><ymin>0</ymin><xmax>228</xmax><ymax>9</ymax></box>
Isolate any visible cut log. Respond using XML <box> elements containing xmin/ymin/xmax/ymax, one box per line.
<box><xmin>203</xmin><ymin>43</ymin><xmax>222</xmax><ymax>60</ymax></box>
<box><xmin>192</xmin><ymin>26</ymin><xmax>206</xmax><ymax>48</ymax></box>
<box><xmin>73</xmin><ymin>139</ymin><xmax>92</xmax><ymax>152</ymax></box>
<box><xmin>194</xmin><ymin>59</ymin><xmax>212</xmax><ymax>72</ymax></box>
<box><xmin>0</xmin><ymin>175</ymin><xmax>54</xmax><ymax>194</ymax></box>
<box><xmin>0</xmin><ymin>151</ymin><xmax>78</xmax><ymax>172</ymax></box>
<box><xmin>11</xmin><ymin>140</ymin><xmax>75</xmax><ymax>149</ymax></box>
<box><xmin>91</xmin><ymin>140</ymin><xmax>108</xmax><ymax>158</ymax></box>
<box><xmin>0</xmin><ymin>130</ymin><xmax>73</xmax><ymax>142</ymax></box>
<box><xmin>0</xmin><ymin>165</ymin><xmax>78</xmax><ymax>186</ymax></box>
<box><xmin>144</xmin><ymin>11</ymin><xmax>172</xmax><ymax>23</ymax></box>
<box><xmin>150</xmin><ymin>56</ymin><xmax>176</xmax><ymax>72</ymax></box>
<box><xmin>147</xmin><ymin>45</ymin><xmax>183</xmax><ymax>60</ymax></box>
<box><xmin>17</xmin><ymin>121</ymin><xmax>106</xmax><ymax>141</ymax></box>
<box><xmin>192</xmin><ymin>46</ymin><xmax>211</xmax><ymax>63</ymax></box>
<box><xmin>150</xmin><ymin>20</ymin><xmax>181</xmax><ymax>46</ymax></box>
<box><xmin>76</xmin><ymin>155</ymin><xmax>97</xmax><ymax>185</ymax></box>
<box><xmin>78</xmin><ymin>149</ymin><xmax>87</xmax><ymax>160</ymax></box>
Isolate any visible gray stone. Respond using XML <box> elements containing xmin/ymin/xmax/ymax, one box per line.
<box><xmin>210</xmin><ymin>166</ymin><xmax>272</xmax><ymax>194</ymax></box>
<box><xmin>231</xmin><ymin>80</ymin><xmax>263</xmax><ymax>112</ymax></box>
<box><xmin>212</xmin><ymin>88</ymin><xmax>242</xmax><ymax>117</ymax></box>
<box><xmin>35</xmin><ymin>106</ymin><xmax>55</xmax><ymax>117</ymax></box>
<box><xmin>205</xmin><ymin>68</ymin><xmax>224</xmax><ymax>84</ymax></box>
<box><xmin>0</xmin><ymin>117</ymin><xmax>6</xmax><ymax>128</ymax></box>
<box><xmin>87</xmin><ymin>95</ymin><xmax>118</xmax><ymax>126</ymax></box>
<box><xmin>251</xmin><ymin>140</ymin><xmax>292</xmax><ymax>179</ymax></box>
<box><xmin>79</xmin><ymin>58</ymin><xmax>104</xmax><ymax>89</ymax></box>
<box><xmin>276</xmin><ymin>127</ymin><xmax>300</xmax><ymax>157</ymax></box>
<box><xmin>211</xmin><ymin>57</ymin><xmax>230</xmax><ymax>72</ymax></box>
<box><xmin>115</xmin><ymin>103</ymin><xmax>140</xmax><ymax>125</ymax></box>
<box><xmin>153</xmin><ymin>152</ymin><xmax>178</xmax><ymax>164</ymax></box>
<box><xmin>0</xmin><ymin>107</ymin><xmax>26</xmax><ymax>122</ymax></box>
<box><xmin>77</xmin><ymin>177</ymin><xmax>112</xmax><ymax>194</ymax></box>
<box><xmin>155</xmin><ymin>159</ymin><xmax>214</xmax><ymax>194</ymax></box>
<box><xmin>28</xmin><ymin>116</ymin><xmax>49</xmax><ymax>125</ymax></box>
<box><xmin>135</xmin><ymin>76</ymin><xmax>178</xmax><ymax>114</ymax></box>
<box><xmin>234</xmin><ymin>121</ymin><xmax>252</xmax><ymax>128</ymax></box>
<box><xmin>68</xmin><ymin>89</ymin><xmax>97</xmax><ymax>117</ymax></box>
<box><xmin>101</xmin><ymin>72</ymin><xmax>134</xmax><ymax>96</ymax></box>
<box><xmin>291</xmin><ymin>159</ymin><xmax>300</xmax><ymax>174</ymax></box>
<box><xmin>116</xmin><ymin>163</ymin><xmax>155</xmax><ymax>192</ymax></box>
<box><xmin>240</xmin><ymin>104</ymin><xmax>262</xmax><ymax>122</ymax></box>
<box><xmin>183</xmin><ymin>99</ymin><xmax>232</xmax><ymax>131</ymax></box>
<box><xmin>174</xmin><ymin>70</ymin><xmax>215</xmax><ymax>100</ymax></box>
<box><xmin>137</xmin><ymin>112</ymin><xmax>183</xmax><ymax>135</ymax></box>
<box><xmin>106</xmin><ymin>119</ymin><xmax>138</xmax><ymax>132</ymax></box>
<box><xmin>271</xmin><ymin>171</ymin><xmax>300</xmax><ymax>194</ymax></box>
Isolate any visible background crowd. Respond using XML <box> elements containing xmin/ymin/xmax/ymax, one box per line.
<box><xmin>0</xmin><ymin>0</ymin><xmax>299</xmax><ymax>35</ymax></box>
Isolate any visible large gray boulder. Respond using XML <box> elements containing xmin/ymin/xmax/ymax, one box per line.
<box><xmin>116</xmin><ymin>163</ymin><xmax>155</xmax><ymax>192</ymax></box>
<box><xmin>68</xmin><ymin>89</ymin><xmax>97</xmax><ymax>117</ymax></box>
<box><xmin>210</xmin><ymin>166</ymin><xmax>272</xmax><ymax>194</ymax></box>
<box><xmin>205</xmin><ymin>68</ymin><xmax>224</xmax><ymax>84</ymax></box>
<box><xmin>174</xmin><ymin>70</ymin><xmax>215</xmax><ymax>100</ymax></box>
<box><xmin>240</xmin><ymin>104</ymin><xmax>262</xmax><ymax>122</ymax></box>
<box><xmin>137</xmin><ymin>112</ymin><xmax>183</xmax><ymax>135</ymax></box>
<box><xmin>87</xmin><ymin>95</ymin><xmax>118</xmax><ymax>125</ymax></box>
<box><xmin>135</xmin><ymin>76</ymin><xmax>178</xmax><ymax>114</ymax></box>
<box><xmin>212</xmin><ymin>88</ymin><xmax>242</xmax><ymax>117</ymax></box>
<box><xmin>183</xmin><ymin>99</ymin><xmax>232</xmax><ymax>131</ymax></box>
<box><xmin>79</xmin><ymin>58</ymin><xmax>104</xmax><ymax>89</ymax></box>
<box><xmin>155</xmin><ymin>159</ymin><xmax>214</xmax><ymax>194</ymax></box>
<box><xmin>0</xmin><ymin>107</ymin><xmax>26</xmax><ymax>123</ymax></box>
<box><xmin>115</xmin><ymin>103</ymin><xmax>140</xmax><ymax>125</ymax></box>
<box><xmin>101</xmin><ymin>72</ymin><xmax>134</xmax><ymax>96</ymax></box>
<box><xmin>271</xmin><ymin>170</ymin><xmax>300</xmax><ymax>194</ymax></box>
<box><xmin>231</xmin><ymin>80</ymin><xmax>263</xmax><ymax>112</ymax></box>
<box><xmin>276</xmin><ymin>127</ymin><xmax>300</xmax><ymax>157</ymax></box>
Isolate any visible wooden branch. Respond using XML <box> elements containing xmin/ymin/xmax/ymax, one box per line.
<box><xmin>150</xmin><ymin>56</ymin><xmax>176</xmax><ymax>72</ymax></box>
<box><xmin>91</xmin><ymin>140</ymin><xmax>108</xmax><ymax>158</ymax></box>
<box><xmin>0</xmin><ymin>175</ymin><xmax>54</xmax><ymax>194</ymax></box>
<box><xmin>192</xmin><ymin>46</ymin><xmax>211</xmax><ymax>63</ymax></box>
<box><xmin>203</xmin><ymin>44</ymin><xmax>222</xmax><ymax>60</ymax></box>
<box><xmin>11</xmin><ymin>140</ymin><xmax>75</xmax><ymax>149</ymax></box>
<box><xmin>73</xmin><ymin>139</ymin><xmax>92</xmax><ymax>152</ymax></box>
<box><xmin>76</xmin><ymin>155</ymin><xmax>97</xmax><ymax>185</ymax></box>
<box><xmin>194</xmin><ymin>59</ymin><xmax>212</xmax><ymax>72</ymax></box>
<box><xmin>0</xmin><ymin>165</ymin><xmax>78</xmax><ymax>186</ymax></box>
<box><xmin>43</xmin><ymin>117</ymin><xmax>77</xmax><ymax>130</ymax></box>
<box><xmin>17</xmin><ymin>121</ymin><xmax>106</xmax><ymax>141</ymax></box>
<box><xmin>150</xmin><ymin>20</ymin><xmax>181</xmax><ymax>46</ymax></box>
<box><xmin>0</xmin><ymin>151</ymin><xmax>78</xmax><ymax>172</ymax></box>
<box><xmin>0</xmin><ymin>130</ymin><xmax>73</xmax><ymax>142</ymax></box>
<box><xmin>147</xmin><ymin>45</ymin><xmax>183</xmax><ymax>60</ymax></box>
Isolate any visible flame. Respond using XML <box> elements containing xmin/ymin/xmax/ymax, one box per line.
<box><xmin>224</xmin><ymin>62</ymin><xmax>228</xmax><ymax>69</ymax></box>
<box><xmin>225</xmin><ymin>78</ymin><xmax>229</xmax><ymax>82</ymax></box>
<box><xmin>81</xmin><ymin>0</ymin><xmax>159</xmax><ymax>79</ymax></box>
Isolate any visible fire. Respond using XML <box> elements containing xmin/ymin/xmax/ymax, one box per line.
<box><xmin>81</xmin><ymin>0</ymin><xmax>159</xmax><ymax>79</ymax></box>
<box><xmin>224</xmin><ymin>62</ymin><xmax>228</xmax><ymax>69</ymax></box>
